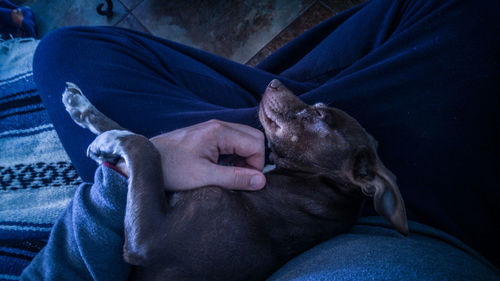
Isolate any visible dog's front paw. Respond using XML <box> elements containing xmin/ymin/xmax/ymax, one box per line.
<box><xmin>87</xmin><ymin>130</ymin><xmax>135</xmax><ymax>164</ymax></box>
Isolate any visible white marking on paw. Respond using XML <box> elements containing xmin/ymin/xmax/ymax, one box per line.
<box><xmin>291</xmin><ymin>135</ymin><xmax>298</xmax><ymax>142</ymax></box>
<box><xmin>98</xmin><ymin>130</ymin><xmax>135</xmax><ymax>141</ymax></box>
<box><xmin>87</xmin><ymin>130</ymin><xmax>135</xmax><ymax>163</ymax></box>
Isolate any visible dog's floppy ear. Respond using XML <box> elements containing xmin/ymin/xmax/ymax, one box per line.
<box><xmin>353</xmin><ymin>149</ymin><xmax>409</xmax><ymax>235</ymax></box>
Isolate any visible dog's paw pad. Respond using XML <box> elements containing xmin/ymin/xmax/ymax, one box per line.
<box><xmin>87</xmin><ymin>130</ymin><xmax>135</xmax><ymax>164</ymax></box>
<box><xmin>87</xmin><ymin>146</ymin><xmax>121</xmax><ymax>164</ymax></box>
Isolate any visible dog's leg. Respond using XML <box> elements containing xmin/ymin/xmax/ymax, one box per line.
<box><xmin>62</xmin><ymin>82</ymin><xmax>125</xmax><ymax>135</ymax></box>
<box><xmin>87</xmin><ymin>131</ymin><xmax>167</xmax><ymax>266</ymax></box>
<box><xmin>62</xmin><ymin>83</ymin><xmax>168</xmax><ymax>266</ymax></box>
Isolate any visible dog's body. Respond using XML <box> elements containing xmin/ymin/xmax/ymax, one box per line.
<box><xmin>62</xmin><ymin>79</ymin><xmax>407</xmax><ymax>280</ymax></box>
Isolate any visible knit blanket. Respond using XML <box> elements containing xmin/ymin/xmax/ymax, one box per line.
<box><xmin>0</xmin><ymin>38</ymin><xmax>82</xmax><ymax>280</ymax></box>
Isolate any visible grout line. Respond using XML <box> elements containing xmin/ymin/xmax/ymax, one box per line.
<box><xmin>111</xmin><ymin>0</ymin><xmax>131</xmax><ymax>26</ymax></box>
<box><xmin>127</xmin><ymin>0</ymin><xmax>146</xmax><ymax>12</ymax></box>
<box><xmin>113</xmin><ymin>12</ymin><xmax>130</xmax><ymax>26</ymax></box>
<box><xmin>115</xmin><ymin>0</ymin><xmax>151</xmax><ymax>34</ymax></box>
<box><xmin>111</xmin><ymin>0</ymin><xmax>151</xmax><ymax>34</ymax></box>
<box><xmin>116</xmin><ymin>0</ymin><xmax>131</xmax><ymax>12</ymax></box>
<box><xmin>318</xmin><ymin>0</ymin><xmax>335</xmax><ymax>13</ymax></box>
<box><xmin>114</xmin><ymin>13</ymin><xmax>128</xmax><ymax>26</ymax></box>
<box><xmin>244</xmin><ymin>0</ymin><xmax>319</xmax><ymax>65</ymax></box>
<box><xmin>116</xmin><ymin>0</ymin><xmax>146</xmax><ymax>13</ymax></box>
<box><xmin>129</xmin><ymin>11</ymin><xmax>152</xmax><ymax>34</ymax></box>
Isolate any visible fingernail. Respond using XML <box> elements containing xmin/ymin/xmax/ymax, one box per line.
<box><xmin>250</xmin><ymin>175</ymin><xmax>265</xmax><ymax>189</ymax></box>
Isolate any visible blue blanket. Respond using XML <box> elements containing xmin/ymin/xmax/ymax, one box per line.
<box><xmin>0</xmin><ymin>38</ymin><xmax>82</xmax><ymax>280</ymax></box>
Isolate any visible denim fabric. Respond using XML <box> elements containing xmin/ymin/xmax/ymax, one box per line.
<box><xmin>269</xmin><ymin>217</ymin><xmax>499</xmax><ymax>280</ymax></box>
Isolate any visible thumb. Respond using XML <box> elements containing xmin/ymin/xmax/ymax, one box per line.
<box><xmin>207</xmin><ymin>164</ymin><xmax>266</xmax><ymax>191</ymax></box>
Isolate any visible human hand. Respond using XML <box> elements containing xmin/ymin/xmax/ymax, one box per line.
<box><xmin>149</xmin><ymin>120</ymin><xmax>266</xmax><ymax>191</ymax></box>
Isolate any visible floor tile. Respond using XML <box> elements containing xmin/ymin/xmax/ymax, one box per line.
<box><xmin>119</xmin><ymin>0</ymin><xmax>144</xmax><ymax>11</ymax></box>
<box><xmin>349</xmin><ymin>0</ymin><xmax>368</xmax><ymax>5</ymax></box>
<box><xmin>12</xmin><ymin>0</ymin><xmax>128</xmax><ymax>38</ymax></box>
<box><xmin>133</xmin><ymin>0</ymin><xmax>314</xmax><ymax>63</ymax></box>
<box><xmin>116</xmin><ymin>12</ymin><xmax>150</xmax><ymax>34</ymax></box>
<box><xmin>246</xmin><ymin>1</ymin><xmax>334</xmax><ymax>66</ymax></box>
<box><xmin>321</xmin><ymin>0</ymin><xmax>366</xmax><ymax>13</ymax></box>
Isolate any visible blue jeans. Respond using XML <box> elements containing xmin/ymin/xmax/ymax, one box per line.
<box><xmin>33</xmin><ymin>0</ymin><xmax>499</xmax><ymax>268</ymax></box>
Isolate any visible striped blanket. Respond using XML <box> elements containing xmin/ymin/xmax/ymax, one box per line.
<box><xmin>0</xmin><ymin>38</ymin><xmax>82</xmax><ymax>280</ymax></box>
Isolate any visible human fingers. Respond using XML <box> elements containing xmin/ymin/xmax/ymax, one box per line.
<box><xmin>203</xmin><ymin>163</ymin><xmax>266</xmax><ymax>190</ymax></box>
<box><xmin>211</xmin><ymin>123</ymin><xmax>265</xmax><ymax>171</ymax></box>
<box><xmin>211</xmin><ymin>120</ymin><xmax>264</xmax><ymax>141</ymax></box>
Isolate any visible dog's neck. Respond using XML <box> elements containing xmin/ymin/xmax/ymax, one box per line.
<box><xmin>239</xmin><ymin>169</ymin><xmax>364</xmax><ymax>258</ymax></box>
<box><xmin>254</xmin><ymin>169</ymin><xmax>363</xmax><ymax>221</ymax></box>
<box><xmin>262</xmin><ymin>169</ymin><xmax>364</xmax><ymax>213</ymax></box>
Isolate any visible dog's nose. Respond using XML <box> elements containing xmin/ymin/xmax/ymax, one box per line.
<box><xmin>268</xmin><ymin>79</ymin><xmax>282</xmax><ymax>90</ymax></box>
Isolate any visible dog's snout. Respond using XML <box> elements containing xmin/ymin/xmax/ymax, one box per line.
<box><xmin>268</xmin><ymin>79</ymin><xmax>282</xmax><ymax>90</ymax></box>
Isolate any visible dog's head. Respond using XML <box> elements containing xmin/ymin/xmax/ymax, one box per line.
<box><xmin>259</xmin><ymin>79</ymin><xmax>408</xmax><ymax>235</ymax></box>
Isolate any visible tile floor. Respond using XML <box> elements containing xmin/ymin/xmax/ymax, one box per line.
<box><xmin>12</xmin><ymin>0</ymin><xmax>365</xmax><ymax>65</ymax></box>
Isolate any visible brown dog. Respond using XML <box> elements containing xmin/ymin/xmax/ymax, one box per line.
<box><xmin>62</xmin><ymin>79</ymin><xmax>407</xmax><ymax>281</ymax></box>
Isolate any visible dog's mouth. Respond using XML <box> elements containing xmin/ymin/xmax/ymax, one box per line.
<box><xmin>258</xmin><ymin>100</ymin><xmax>283</xmax><ymax>164</ymax></box>
<box><xmin>259</xmin><ymin>101</ymin><xmax>282</xmax><ymax>134</ymax></box>
<box><xmin>259</xmin><ymin>80</ymin><xmax>292</xmax><ymax>136</ymax></box>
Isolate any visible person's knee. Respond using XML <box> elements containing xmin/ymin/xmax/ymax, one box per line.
<box><xmin>35</xmin><ymin>27</ymin><xmax>84</xmax><ymax>60</ymax></box>
<box><xmin>33</xmin><ymin>27</ymin><xmax>85</xmax><ymax>79</ymax></box>
<box><xmin>33</xmin><ymin>26</ymin><xmax>106</xmax><ymax>97</ymax></box>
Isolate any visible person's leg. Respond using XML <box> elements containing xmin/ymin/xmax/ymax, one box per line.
<box><xmin>32</xmin><ymin>2</ymin><xmax>389</xmax><ymax>185</ymax></box>
<box><xmin>268</xmin><ymin>217</ymin><xmax>500</xmax><ymax>280</ymax></box>
<box><xmin>261</xmin><ymin>0</ymin><xmax>499</xmax><ymax>265</ymax></box>
<box><xmin>33</xmin><ymin>26</ymin><xmax>315</xmax><ymax>183</ymax></box>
